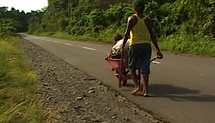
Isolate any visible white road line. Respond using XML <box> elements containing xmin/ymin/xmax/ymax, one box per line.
<box><xmin>82</xmin><ymin>47</ymin><xmax>96</xmax><ymax>51</ymax></box>
<box><xmin>152</xmin><ymin>61</ymin><xmax>161</xmax><ymax>64</ymax></box>
<box><xmin>53</xmin><ymin>41</ymin><xmax>58</xmax><ymax>43</ymax></box>
<box><xmin>64</xmin><ymin>43</ymin><xmax>72</xmax><ymax>46</ymax></box>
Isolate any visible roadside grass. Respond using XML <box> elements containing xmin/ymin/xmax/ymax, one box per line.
<box><xmin>159</xmin><ymin>34</ymin><xmax>215</xmax><ymax>57</ymax></box>
<box><xmin>0</xmin><ymin>36</ymin><xmax>43</xmax><ymax>123</ymax></box>
<box><xmin>35</xmin><ymin>31</ymin><xmax>114</xmax><ymax>44</ymax></box>
<box><xmin>31</xmin><ymin>31</ymin><xmax>215</xmax><ymax>57</ymax></box>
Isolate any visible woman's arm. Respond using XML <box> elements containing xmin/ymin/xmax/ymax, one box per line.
<box><xmin>145</xmin><ymin>18</ymin><xmax>160</xmax><ymax>52</ymax></box>
<box><xmin>145</xmin><ymin>18</ymin><xmax>163</xmax><ymax>58</ymax></box>
<box><xmin>122</xmin><ymin>16</ymin><xmax>137</xmax><ymax>48</ymax></box>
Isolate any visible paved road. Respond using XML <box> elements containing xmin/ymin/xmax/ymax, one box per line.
<box><xmin>21</xmin><ymin>34</ymin><xmax>215</xmax><ymax>123</ymax></box>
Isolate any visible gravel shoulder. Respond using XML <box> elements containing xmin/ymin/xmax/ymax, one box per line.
<box><xmin>21</xmin><ymin>38</ymin><xmax>165</xmax><ymax>123</ymax></box>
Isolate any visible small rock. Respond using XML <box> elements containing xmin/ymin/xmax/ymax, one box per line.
<box><xmin>89</xmin><ymin>87</ymin><xmax>96</xmax><ymax>90</ymax></box>
<box><xmin>92</xmin><ymin>119</ymin><xmax>101</xmax><ymax>122</ymax></box>
<box><xmin>88</xmin><ymin>90</ymin><xmax>95</xmax><ymax>93</ymax></box>
<box><xmin>112</xmin><ymin>116</ymin><xmax>116</xmax><ymax>119</ymax></box>
<box><xmin>82</xmin><ymin>94</ymin><xmax>87</xmax><ymax>97</ymax></box>
<box><xmin>76</xmin><ymin>97</ymin><xmax>83</xmax><ymax>101</ymax></box>
<box><xmin>42</xmin><ymin>83</ymin><xmax>48</xmax><ymax>86</ymax></box>
<box><xmin>73</xmin><ymin>91</ymin><xmax>77</xmax><ymax>95</ymax></box>
<box><xmin>83</xmin><ymin>78</ymin><xmax>96</xmax><ymax>81</ymax></box>
<box><xmin>74</xmin><ymin>106</ymin><xmax>81</xmax><ymax>110</ymax></box>
<box><xmin>82</xmin><ymin>120</ymin><xmax>87</xmax><ymax>123</ymax></box>
<box><xmin>113</xmin><ymin>93</ymin><xmax>118</xmax><ymax>97</ymax></box>
<box><xmin>134</xmin><ymin>109</ymin><xmax>138</xmax><ymax>115</ymax></box>
<box><xmin>124</xmin><ymin>117</ymin><xmax>130</xmax><ymax>121</ymax></box>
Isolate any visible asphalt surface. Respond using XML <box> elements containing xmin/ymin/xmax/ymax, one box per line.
<box><xmin>21</xmin><ymin>34</ymin><xmax>215</xmax><ymax>123</ymax></box>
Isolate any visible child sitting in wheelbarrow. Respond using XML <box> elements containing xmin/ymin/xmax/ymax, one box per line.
<box><xmin>105</xmin><ymin>34</ymin><xmax>130</xmax><ymax>60</ymax></box>
<box><xmin>105</xmin><ymin>34</ymin><xmax>130</xmax><ymax>86</ymax></box>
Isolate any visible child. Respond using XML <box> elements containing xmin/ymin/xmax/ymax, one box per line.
<box><xmin>105</xmin><ymin>34</ymin><xmax>130</xmax><ymax>59</ymax></box>
<box><xmin>105</xmin><ymin>34</ymin><xmax>129</xmax><ymax>86</ymax></box>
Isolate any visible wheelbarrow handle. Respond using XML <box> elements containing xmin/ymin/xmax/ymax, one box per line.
<box><xmin>150</xmin><ymin>56</ymin><xmax>157</xmax><ymax>62</ymax></box>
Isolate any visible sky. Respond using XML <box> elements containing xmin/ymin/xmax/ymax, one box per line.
<box><xmin>0</xmin><ymin>0</ymin><xmax>48</xmax><ymax>12</ymax></box>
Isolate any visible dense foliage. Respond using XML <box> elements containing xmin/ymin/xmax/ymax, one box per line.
<box><xmin>0</xmin><ymin>7</ymin><xmax>43</xmax><ymax>123</ymax></box>
<box><xmin>0</xmin><ymin>7</ymin><xmax>28</xmax><ymax>36</ymax></box>
<box><xmin>1</xmin><ymin>0</ymin><xmax>215</xmax><ymax>55</ymax></box>
<box><xmin>26</xmin><ymin>0</ymin><xmax>215</xmax><ymax>38</ymax></box>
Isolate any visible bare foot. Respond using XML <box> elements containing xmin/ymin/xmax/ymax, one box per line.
<box><xmin>143</xmin><ymin>93</ymin><xmax>147</xmax><ymax>97</ymax></box>
<box><xmin>115</xmin><ymin>74</ymin><xmax>119</xmax><ymax>77</ymax></box>
<box><xmin>143</xmin><ymin>90</ymin><xmax>148</xmax><ymax>97</ymax></box>
<box><xmin>131</xmin><ymin>88</ymin><xmax>141</xmax><ymax>95</ymax></box>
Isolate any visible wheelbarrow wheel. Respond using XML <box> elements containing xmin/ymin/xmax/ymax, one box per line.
<box><xmin>122</xmin><ymin>69</ymin><xmax>128</xmax><ymax>86</ymax></box>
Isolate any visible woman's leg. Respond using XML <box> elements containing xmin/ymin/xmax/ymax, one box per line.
<box><xmin>142</xmin><ymin>74</ymin><xmax>149</xmax><ymax>96</ymax></box>
<box><xmin>140</xmin><ymin>43</ymin><xmax>152</xmax><ymax>96</ymax></box>
<box><xmin>128</xmin><ymin>45</ymin><xmax>141</xmax><ymax>94</ymax></box>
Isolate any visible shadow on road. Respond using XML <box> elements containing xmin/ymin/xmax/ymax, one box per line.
<box><xmin>124</xmin><ymin>83</ymin><xmax>134</xmax><ymax>88</ymax></box>
<box><xmin>149</xmin><ymin>84</ymin><xmax>215</xmax><ymax>102</ymax></box>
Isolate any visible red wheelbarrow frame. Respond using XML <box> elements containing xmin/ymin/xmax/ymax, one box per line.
<box><xmin>105</xmin><ymin>56</ymin><xmax>158</xmax><ymax>88</ymax></box>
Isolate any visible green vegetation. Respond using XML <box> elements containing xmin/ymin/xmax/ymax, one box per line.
<box><xmin>25</xmin><ymin>0</ymin><xmax>215</xmax><ymax>56</ymax></box>
<box><xmin>1</xmin><ymin>0</ymin><xmax>214</xmax><ymax>56</ymax></box>
<box><xmin>0</xmin><ymin>37</ymin><xmax>43</xmax><ymax>123</ymax></box>
<box><xmin>0</xmin><ymin>18</ymin><xmax>16</xmax><ymax>37</ymax></box>
<box><xmin>159</xmin><ymin>34</ymin><xmax>215</xmax><ymax>56</ymax></box>
<box><xmin>0</xmin><ymin>7</ymin><xmax>28</xmax><ymax>34</ymax></box>
<box><xmin>0</xmin><ymin>0</ymin><xmax>214</xmax><ymax>121</ymax></box>
<box><xmin>0</xmin><ymin>7</ymin><xmax>43</xmax><ymax>123</ymax></box>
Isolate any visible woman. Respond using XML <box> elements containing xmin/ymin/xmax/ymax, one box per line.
<box><xmin>122</xmin><ymin>0</ymin><xmax>163</xmax><ymax>97</ymax></box>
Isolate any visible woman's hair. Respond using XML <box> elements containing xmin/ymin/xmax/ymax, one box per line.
<box><xmin>133</xmin><ymin>0</ymin><xmax>145</xmax><ymax>12</ymax></box>
<box><xmin>114</xmin><ymin>34</ymin><xmax>123</xmax><ymax>42</ymax></box>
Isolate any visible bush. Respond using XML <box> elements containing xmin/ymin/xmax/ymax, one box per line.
<box><xmin>0</xmin><ymin>37</ymin><xmax>43</xmax><ymax>122</ymax></box>
<box><xmin>0</xmin><ymin>18</ymin><xmax>16</xmax><ymax>37</ymax></box>
<box><xmin>159</xmin><ymin>34</ymin><xmax>215</xmax><ymax>56</ymax></box>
